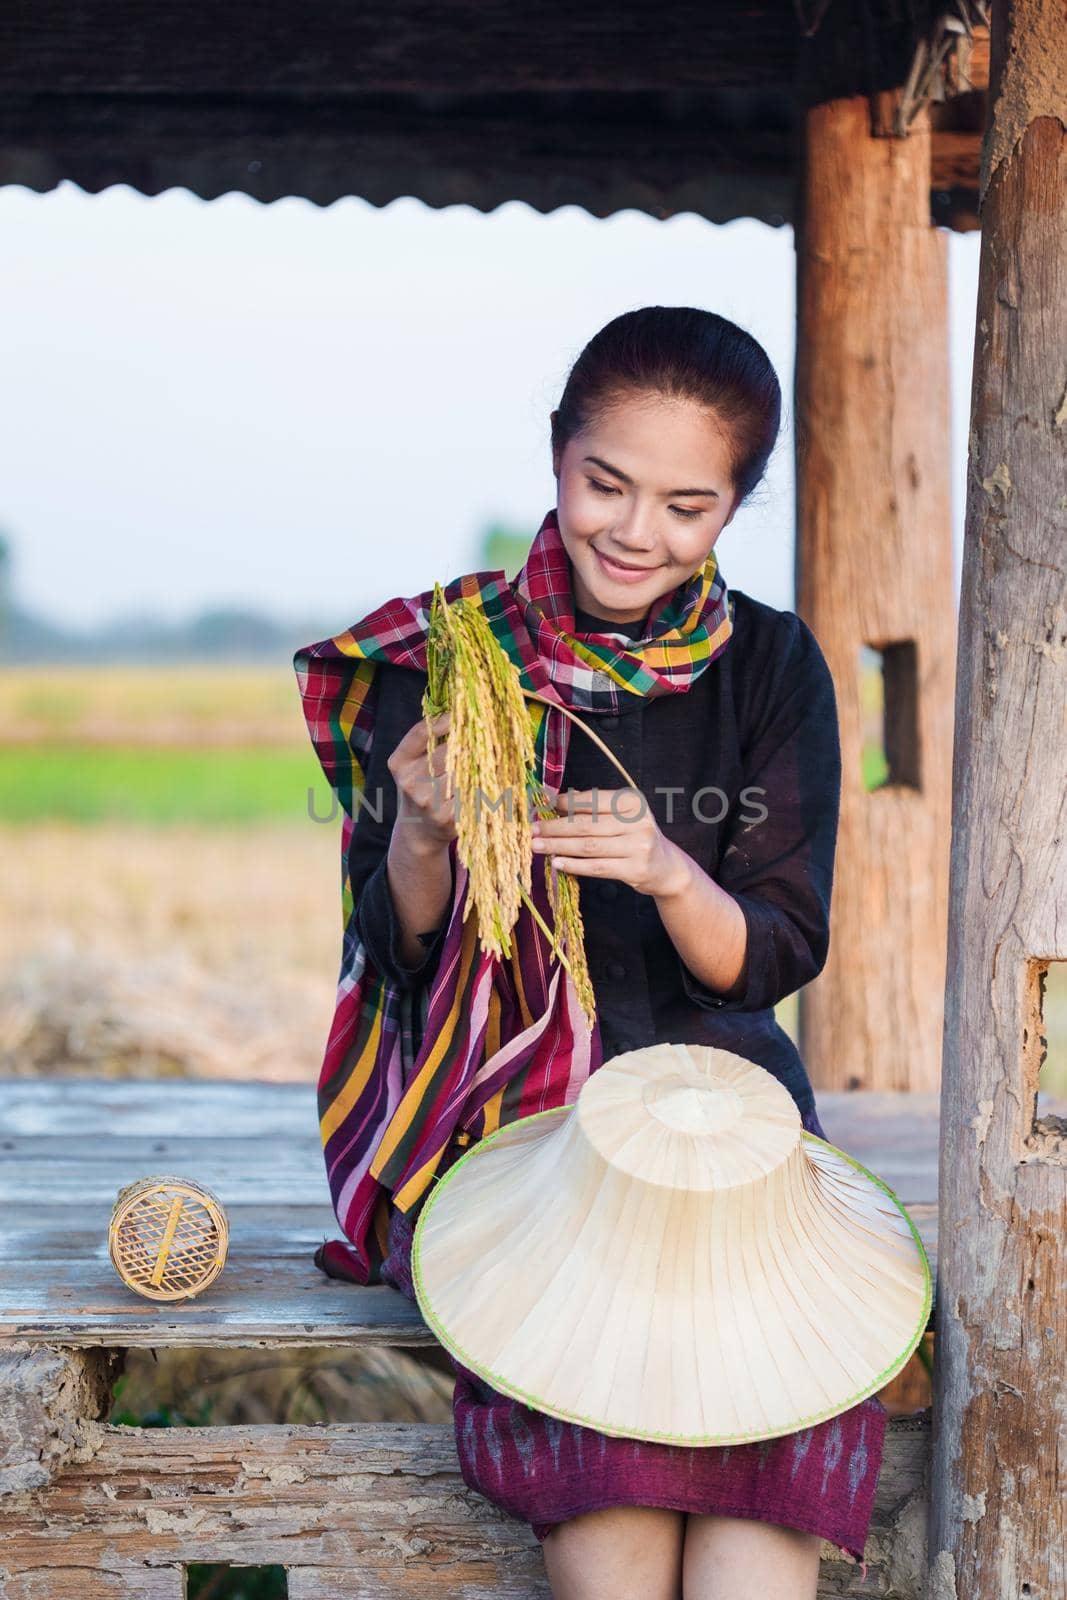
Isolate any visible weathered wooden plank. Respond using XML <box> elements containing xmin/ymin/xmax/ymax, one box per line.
<box><xmin>0</xmin><ymin>1413</ymin><xmax>931</xmax><ymax>1599</ymax></box>
<box><xmin>0</xmin><ymin>1118</ymin><xmax>951</xmax><ymax>1171</ymax></box>
<box><xmin>0</xmin><ymin>1265</ymin><xmax>438</xmax><ymax>1349</ymax></box>
<box><xmin>0</xmin><ymin>1168</ymin><xmax>331</xmax><ymax>1206</ymax></box>
<box><xmin>0</xmin><ymin>1196</ymin><xmax>949</xmax><ymax>1262</ymax></box>
<box><xmin>285</xmin><ymin>1566</ymin><xmax>549</xmax><ymax>1599</ymax></box>
<box><xmin>0</xmin><ymin>1568</ymin><xmax>186</xmax><ymax>1599</ymax></box>
<box><xmin>0</xmin><ymin>1139</ymin><xmax>942</xmax><ymax>1205</ymax></box>
<box><xmin>0</xmin><ymin>1209</ymin><xmax>335</xmax><ymax>1259</ymax></box>
<box><xmin>0</xmin><ymin>1077</ymin><xmax>315</xmax><ymax>1137</ymax></box>
<box><xmin>0</xmin><ymin>1150</ymin><xmax>331</xmax><ymax>1206</ymax></box>
<box><xmin>0</xmin><ymin>1074</ymin><xmax>962</xmax><ymax>1148</ymax></box>
<box><xmin>0</xmin><ymin>1212</ymin><xmax>938</xmax><ymax>1348</ymax></box>
<box><xmin>0</xmin><ymin>1083</ymin><xmax>953</xmax><ymax>1222</ymax></box>
<box><xmin>1</xmin><ymin>1136</ymin><xmax>321</xmax><ymax>1171</ymax></box>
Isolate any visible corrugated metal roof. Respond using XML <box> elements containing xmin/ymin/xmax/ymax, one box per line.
<box><xmin>0</xmin><ymin>86</ymin><xmax>798</xmax><ymax>224</ymax></box>
<box><xmin>0</xmin><ymin>6</ymin><xmax>982</xmax><ymax>229</ymax></box>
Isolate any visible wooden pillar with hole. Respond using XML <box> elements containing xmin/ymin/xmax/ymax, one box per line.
<box><xmin>929</xmin><ymin>0</ymin><xmax>1067</xmax><ymax>1591</ymax></box>
<box><xmin>793</xmin><ymin>78</ymin><xmax>957</xmax><ymax>1093</ymax></box>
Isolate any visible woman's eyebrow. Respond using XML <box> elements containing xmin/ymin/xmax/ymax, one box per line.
<box><xmin>583</xmin><ymin>454</ymin><xmax>720</xmax><ymax>499</ymax></box>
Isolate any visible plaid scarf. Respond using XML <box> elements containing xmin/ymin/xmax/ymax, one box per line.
<box><xmin>294</xmin><ymin>506</ymin><xmax>734</xmax><ymax>1283</ymax></box>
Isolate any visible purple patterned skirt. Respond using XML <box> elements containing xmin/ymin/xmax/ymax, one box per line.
<box><xmin>380</xmin><ymin>1101</ymin><xmax>887</xmax><ymax>1572</ymax></box>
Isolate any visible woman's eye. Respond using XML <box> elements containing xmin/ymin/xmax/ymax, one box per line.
<box><xmin>588</xmin><ymin>479</ymin><xmax>701</xmax><ymax>521</ymax></box>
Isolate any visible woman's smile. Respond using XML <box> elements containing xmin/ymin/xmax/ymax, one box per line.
<box><xmin>592</xmin><ymin>547</ymin><xmax>664</xmax><ymax>584</ymax></box>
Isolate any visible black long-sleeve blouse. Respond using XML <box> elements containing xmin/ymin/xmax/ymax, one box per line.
<box><xmin>348</xmin><ymin>588</ymin><xmax>841</xmax><ymax>1122</ymax></box>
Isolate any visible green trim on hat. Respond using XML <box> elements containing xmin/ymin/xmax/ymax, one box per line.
<box><xmin>411</xmin><ymin>1106</ymin><xmax>933</xmax><ymax>1447</ymax></box>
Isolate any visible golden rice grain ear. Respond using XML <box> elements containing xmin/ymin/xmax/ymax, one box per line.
<box><xmin>421</xmin><ymin>587</ymin><xmax>595</xmax><ymax>1023</ymax></box>
<box><xmin>422</xmin><ymin>588</ymin><xmax>604</xmax><ymax>1024</ymax></box>
<box><xmin>422</xmin><ymin>586</ymin><xmax>535</xmax><ymax>958</ymax></box>
<box><xmin>528</xmin><ymin>778</ymin><xmax>595</xmax><ymax>1027</ymax></box>
<box><xmin>552</xmin><ymin>868</ymin><xmax>596</xmax><ymax>1024</ymax></box>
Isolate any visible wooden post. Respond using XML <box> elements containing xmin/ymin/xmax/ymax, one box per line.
<box><xmin>929</xmin><ymin>0</ymin><xmax>1067</xmax><ymax>1593</ymax></box>
<box><xmin>794</xmin><ymin>91</ymin><xmax>956</xmax><ymax>1092</ymax></box>
<box><xmin>0</xmin><ymin>1347</ymin><xmax>121</xmax><ymax>1494</ymax></box>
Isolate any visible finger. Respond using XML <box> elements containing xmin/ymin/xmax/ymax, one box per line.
<box><xmin>533</xmin><ymin>834</ymin><xmax>619</xmax><ymax>855</ymax></box>
<box><xmin>598</xmin><ymin>794</ymin><xmax>645</xmax><ymax>827</ymax></box>
<box><xmin>423</xmin><ymin>769</ymin><xmax>455</xmax><ymax>804</ymax></box>
<box><xmin>417</xmin><ymin>710</ymin><xmax>451</xmax><ymax>750</ymax></box>
<box><xmin>556</xmin><ymin>789</ymin><xmax>621</xmax><ymax>804</ymax></box>
<box><xmin>413</xmin><ymin>705</ymin><xmax>447</xmax><ymax>731</ymax></box>
<box><xmin>409</xmin><ymin>755</ymin><xmax>452</xmax><ymax>793</ymax></box>
<box><xmin>418</xmin><ymin>740</ymin><xmax>452</xmax><ymax>786</ymax></box>
<box><xmin>544</xmin><ymin>858</ymin><xmax>630</xmax><ymax>877</ymax></box>
<box><xmin>554</xmin><ymin>791</ymin><xmax>623</xmax><ymax>821</ymax></box>
<box><xmin>534</xmin><ymin>816</ymin><xmax>628</xmax><ymax>838</ymax></box>
<box><xmin>564</xmin><ymin>789</ymin><xmax>645</xmax><ymax>821</ymax></box>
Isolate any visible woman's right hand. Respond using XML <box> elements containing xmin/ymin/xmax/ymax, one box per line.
<box><xmin>386</xmin><ymin>708</ymin><xmax>459</xmax><ymax>852</ymax></box>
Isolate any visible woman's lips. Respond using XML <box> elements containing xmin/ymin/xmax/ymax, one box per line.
<box><xmin>593</xmin><ymin>548</ymin><xmax>661</xmax><ymax>584</ymax></box>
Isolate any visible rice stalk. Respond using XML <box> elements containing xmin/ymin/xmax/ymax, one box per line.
<box><xmin>423</xmin><ymin>584</ymin><xmax>644</xmax><ymax>1028</ymax></box>
<box><xmin>423</xmin><ymin>583</ymin><xmax>534</xmax><ymax>962</ymax></box>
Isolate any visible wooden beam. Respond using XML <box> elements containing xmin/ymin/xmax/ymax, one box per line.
<box><xmin>0</xmin><ymin>1389</ymin><xmax>932</xmax><ymax>1597</ymax></box>
<box><xmin>794</xmin><ymin>91</ymin><xmax>957</xmax><ymax>1092</ymax></box>
<box><xmin>928</xmin><ymin>0</ymin><xmax>1067</xmax><ymax>1590</ymax></box>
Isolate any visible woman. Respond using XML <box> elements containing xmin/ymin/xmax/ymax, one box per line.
<box><xmin>294</xmin><ymin>306</ymin><xmax>887</xmax><ymax>1599</ymax></box>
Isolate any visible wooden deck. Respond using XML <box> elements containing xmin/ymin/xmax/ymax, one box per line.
<box><xmin>0</xmin><ymin>1077</ymin><xmax>945</xmax><ymax>1347</ymax></box>
<box><xmin>4</xmin><ymin>1075</ymin><xmax>1060</xmax><ymax>1597</ymax></box>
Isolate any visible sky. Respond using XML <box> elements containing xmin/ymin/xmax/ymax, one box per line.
<box><xmin>0</xmin><ymin>181</ymin><xmax>981</xmax><ymax>630</ymax></box>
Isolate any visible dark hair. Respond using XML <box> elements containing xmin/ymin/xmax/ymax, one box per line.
<box><xmin>551</xmin><ymin>306</ymin><xmax>781</xmax><ymax>508</ymax></box>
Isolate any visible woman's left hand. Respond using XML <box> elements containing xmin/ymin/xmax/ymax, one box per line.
<box><xmin>531</xmin><ymin>787</ymin><xmax>691</xmax><ymax>900</ymax></box>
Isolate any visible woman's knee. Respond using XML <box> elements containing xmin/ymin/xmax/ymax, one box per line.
<box><xmin>541</xmin><ymin>1503</ymin><xmax>686</xmax><ymax>1600</ymax></box>
<box><xmin>682</xmin><ymin>1512</ymin><xmax>822</xmax><ymax>1600</ymax></box>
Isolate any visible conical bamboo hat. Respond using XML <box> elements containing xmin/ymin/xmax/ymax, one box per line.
<box><xmin>412</xmin><ymin>1043</ymin><xmax>931</xmax><ymax>1444</ymax></box>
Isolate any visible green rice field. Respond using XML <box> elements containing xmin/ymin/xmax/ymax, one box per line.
<box><xmin>0</xmin><ymin>743</ymin><xmax>329</xmax><ymax>824</ymax></box>
<box><xmin>0</xmin><ymin>664</ymin><xmax>331</xmax><ymax>823</ymax></box>
<box><xmin>0</xmin><ymin>660</ymin><xmax>887</xmax><ymax>823</ymax></box>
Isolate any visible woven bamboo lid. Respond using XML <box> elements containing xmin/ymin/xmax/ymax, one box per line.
<box><xmin>412</xmin><ymin>1043</ymin><xmax>931</xmax><ymax>1444</ymax></box>
<box><xmin>108</xmin><ymin>1174</ymin><xmax>229</xmax><ymax>1302</ymax></box>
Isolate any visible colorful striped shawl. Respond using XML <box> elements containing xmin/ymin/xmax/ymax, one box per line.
<box><xmin>294</xmin><ymin>507</ymin><xmax>734</xmax><ymax>1283</ymax></box>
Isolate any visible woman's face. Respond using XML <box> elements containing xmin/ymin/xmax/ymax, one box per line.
<box><xmin>551</xmin><ymin>392</ymin><xmax>739</xmax><ymax>626</ymax></box>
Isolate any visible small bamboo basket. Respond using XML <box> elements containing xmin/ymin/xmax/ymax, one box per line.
<box><xmin>108</xmin><ymin>1174</ymin><xmax>229</xmax><ymax>1302</ymax></box>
